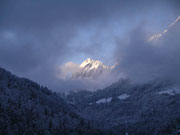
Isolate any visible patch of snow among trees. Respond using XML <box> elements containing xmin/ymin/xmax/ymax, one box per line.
<box><xmin>118</xmin><ymin>94</ymin><xmax>130</xmax><ymax>100</ymax></box>
<box><xmin>158</xmin><ymin>89</ymin><xmax>176</xmax><ymax>96</ymax></box>
<box><xmin>96</xmin><ymin>97</ymin><xmax>112</xmax><ymax>104</ymax></box>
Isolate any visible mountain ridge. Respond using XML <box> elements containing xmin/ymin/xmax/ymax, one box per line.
<box><xmin>66</xmin><ymin>79</ymin><xmax>180</xmax><ymax>135</ymax></box>
<box><xmin>0</xmin><ymin>66</ymin><xmax>107</xmax><ymax>135</ymax></box>
<box><xmin>148</xmin><ymin>15</ymin><xmax>180</xmax><ymax>41</ymax></box>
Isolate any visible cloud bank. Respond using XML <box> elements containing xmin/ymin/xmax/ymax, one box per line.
<box><xmin>115</xmin><ymin>17</ymin><xmax>180</xmax><ymax>85</ymax></box>
<box><xmin>0</xmin><ymin>0</ymin><xmax>180</xmax><ymax>91</ymax></box>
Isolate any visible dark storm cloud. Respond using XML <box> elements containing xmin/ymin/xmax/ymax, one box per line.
<box><xmin>0</xmin><ymin>0</ymin><xmax>180</xmax><ymax>91</ymax></box>
<box><xmin>115</xmin><ymin>19</ymin><xmax>180</xmax><ymax>85</ymax></box>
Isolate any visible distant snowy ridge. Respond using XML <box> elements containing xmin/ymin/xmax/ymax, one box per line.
<box><xmin>148</xmin><ymin>16</ymin><xmax>180</xmax><ymax>41</ymax></box>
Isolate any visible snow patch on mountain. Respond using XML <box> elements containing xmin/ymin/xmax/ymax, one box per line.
<box><xmin>118</xmin><ymin>94</ymin><xmax>130</xmax><ymax>100</ymax></box>
<box><xmin>158</xmin><ymin>89</ymin><xmax>176</xmax><ymax>96</ymax></box>
<box><xmin>89</xmin><ymin>97</ymin><xmax>113</xmax><ymax>105</ymax></box>
<box><xmin>96</xmin><ymin>97</ymin><xmax>112</xmax><ymax>104</ymax></box>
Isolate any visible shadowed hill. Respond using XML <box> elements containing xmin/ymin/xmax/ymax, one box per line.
<box><xmin>0</xmin><ymin>67</ymin><xmax>108</xmax><ymax>135</ymax></box>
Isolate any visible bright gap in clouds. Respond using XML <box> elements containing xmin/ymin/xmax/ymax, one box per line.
<box><xmin>65</xmin><ymin>23</ymin><xmax>117</xmax><ymax>66</ymax></box>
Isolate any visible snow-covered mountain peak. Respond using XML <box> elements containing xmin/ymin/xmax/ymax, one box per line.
<box><xmin>71</xmin><ymin>58</ymin><xmax>116</xmax><ymax>80</ymax></box>
<box><xmin>80</xmin><ymin>58</ymin><xmax>109</xmax><ymax>70</ymax></box>
<box><xmin>59</xmin><ymin>58</ymin><xmax>120</xmax><ymax>89</ymax></box>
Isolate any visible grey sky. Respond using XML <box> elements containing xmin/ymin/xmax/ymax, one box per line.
<box><xmin>0</xmin><ymin>0</ymin><xmax>180</xmax><ymax>91</ymax></box>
